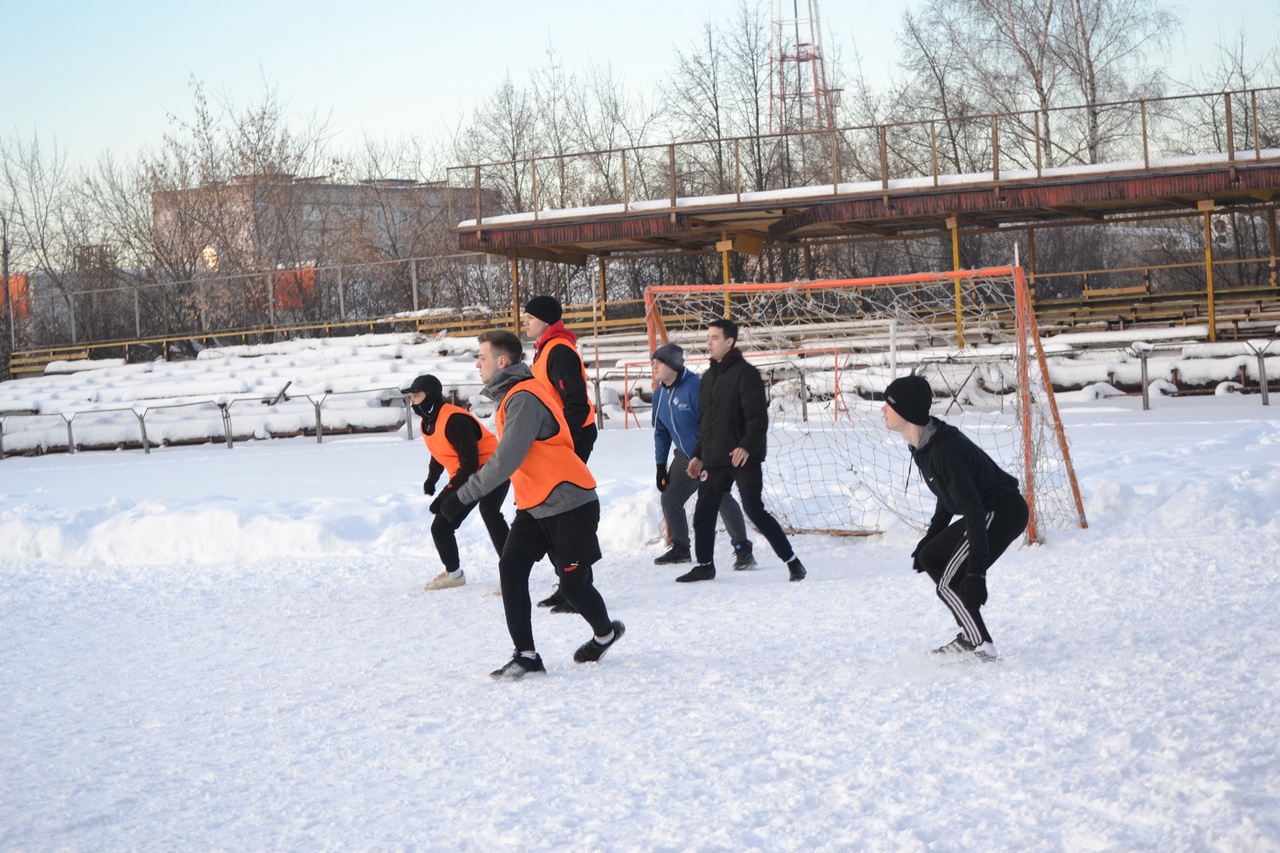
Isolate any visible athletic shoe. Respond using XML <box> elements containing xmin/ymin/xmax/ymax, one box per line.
<box><xmin>654</xmin><ymin>546</ymin><xmax>692</xmax><ymax>565</ymax></box>
<box><xmin>491</xmin><ymin>586</ymin><xmax>503</xmax><ymax>597</ymax></box>
<box><xmin>732</xmin><ymin>542</ymin><xmax>757</xmax><ymax>571</ymax></box>
<box><xmin>549</xmin><ymin>598</ymin><xmax>578</xmax><ymax>614</ymax></box>
<box><xmin>787</xmin><ymin>557</ymin><xmax>806</xmax><ymax>581</ymax></box>
<box><xmin>931</xmin><ymin>633</ymin><xmax>976</xmax><ymax>656</ymax></box>
<box><xmin>537</xmin><ymin>586</ymin><xmax>564</xmax><ymax>609</ymax></box>
<box><xmin>573</xmin><ymin>620</ymin><xmax>626</xmax><ymax>663</ymax></box>
<box><xmin>973</xmin><ymin>642</ymin><xmax>1000</xmax><ymax>663</ymax></box>
<box><xmin>676</xmin><ymin>564</ymin><xmax>715</xmax><ymax>583</ymax></box>
<box><xmin>423</xmin><ymin>570</ymin><xmax>465</xmax><ymax>591</ymax></box>
<box><xmin>490</xmin><ymin>652</ymin><xmax>546</xmax><ymax>680</ymax></box>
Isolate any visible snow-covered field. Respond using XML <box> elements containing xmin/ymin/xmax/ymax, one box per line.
<box><xmin>2</xmin><ymin>371</ymin><xmax>1279</xmax><ymax>849</ymax></box>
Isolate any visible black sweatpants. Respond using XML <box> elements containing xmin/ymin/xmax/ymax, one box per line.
<box><xmin>916</xmin><ymin>492</ymin><xmax>1029</xmax><ymax>646</ymax></box>
<box><xmin>431</xmin><ymin>481</ymin><xmax>510</xmax><ymax>572</ymax></box>
<box><xmin>499</xmin><ymin>500</ymin><xmax>612</xmax><ymax>652</ymax></box>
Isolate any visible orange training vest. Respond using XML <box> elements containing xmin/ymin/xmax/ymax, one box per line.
<box><xmin>531</xmin><ymin>337</ymin><xmax>596</xmax><ymax>429</ymax></box>
<box><xmin>495</xmin><ymin>378</ymin><xmax>596</xmax><ymax>510</ymax></box>
<box><xmin>423</xmin><ymin>403</ymin><xmax>498</xmax><ymax>479</ymax></box>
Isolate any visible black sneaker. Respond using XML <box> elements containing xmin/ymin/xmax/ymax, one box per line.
<box><xmin>490</xmin><ymin>651</ymin><xmax>547</xmax><ymax>680</ymax></box>
<box><xmin>549</xmin><ymin>598</ymin><xmax>578</xmax><ymax>614</ymax></box>
<box><xmin>787</xmin><ymin>557</ymin><xmax>806</xmax><ymax>581</ymax></box>
<box><xmin>654</xmin><ymin>546</ymin><xmax>692</xmax><ymax>565</ymax></box>
<box><xmin>537</xmin><ymin>586</ymin><xmax>564</xmax><ymax>609</ymax></box>
<box><xmin>676</xmin><ymin>564</ymin><xmax>715</xmax><ymax>583</ymax></box>
<box><xmin>573</xmin><ymin>620</ymin><xmax>626</xmax><ymax>663</ymax></box>
<box><xmin>732</xmin><ymin>542</ymin><xmax>757</xmax><ymax>571</ymax></box>
<box><xmin>930</xmin><ymin>634</ymin><xmax>976</xmax><ymax>656</ymax></box>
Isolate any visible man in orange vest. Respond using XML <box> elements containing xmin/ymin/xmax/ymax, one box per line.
<box><xmin>439</xmin><ymin>330</ymin><xmax>624</xmax><ymax>680</ymax></box>
<box><xmin>523</xmin><ymin>295</ymin><xmax>597</xmax><ymax>461</ymax></box>
<box><xmin>403</xmin><ymin>374</ymin><xmax>509</xmax><ymax>591</ymax></box>
<box><xmin>522</xmin><ymin>295</ymin><xmax>599</xmax><ymax>614</ymax></box>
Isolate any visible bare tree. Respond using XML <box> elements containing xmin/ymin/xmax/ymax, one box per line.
<box><xmin>1052</xmin><ymin>0</ymin><xmax>1178</xmax><ymax>163</ymax></box>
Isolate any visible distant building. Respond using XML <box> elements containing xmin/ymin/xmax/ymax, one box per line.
<box><xmin>151</xmin><ymin>175</ymin><xmax>492</xmax><ymax>273</ymax></box>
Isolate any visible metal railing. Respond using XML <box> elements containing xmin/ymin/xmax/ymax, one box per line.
<box><xmin>0</xmin><ymin>387</ymin><xmax>416</xmax><ymax>459</ymax></box>
<box><xmin>448</xmin><ymin>86</ymin><xmax>1280</xmax><ymax>226</ymax></box>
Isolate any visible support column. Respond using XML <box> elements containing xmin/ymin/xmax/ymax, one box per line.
<box><xmin>947</xmin><ymin>216</ymin><xmax>964</xmax><ymax>348</ymax></box>
<box><xmin>1200</xmin><ymin>200</ymin><xmax>1217</xmax><ymax>343</ymax></box>
<box><xmin>1026</xmin><ymin>226</ymin><xmax>1037</xmax><ymax>299</ymax></box>
<box><xmin>1268</xmin><ymin>206</ymin><xmax>1277</xmax><ymax>289</ymax></box>
<box><xmin>510</xmin><ymin>251</ymin><xmax>521</xmax><ymax>333</ymax></box>
<box><xmin>717</xmin><ymin>232</ymin><xmax>733</xmax><ymax>318</ymax></box>
<box><xmin>719</xmin><ymin>231</ymin><xmax>731</xmax><ymax>285</ymax></box>
<box><xmin>598</xmin><ymin>256</ymin><xmax>607</xmax><ymax>322</ymax></box>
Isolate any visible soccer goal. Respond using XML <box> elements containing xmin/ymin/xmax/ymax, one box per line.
<box><xmin>644</xmin><ymin>266</ymin><xmax>1087</xmax><ymax>542</ymax></box>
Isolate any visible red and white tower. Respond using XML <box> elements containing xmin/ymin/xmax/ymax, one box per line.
<box><xmin>769</xmin><ymin>0</ymin><xmax>841</xmax><ymax>133</ymax></box>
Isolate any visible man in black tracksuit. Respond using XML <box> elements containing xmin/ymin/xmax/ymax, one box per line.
<box><xmin>882</xmin><ymin>374</ymin><xmax>1029</xmax><ymax>662</ymax></box>
<box><xmin>681</xmin><ymin>318</ymin><xmax>806</xmax><ymax>583</ymax></box>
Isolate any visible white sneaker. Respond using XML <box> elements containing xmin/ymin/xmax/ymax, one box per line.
<box><xmin>973</xmin><ymin>642</ymin><xmax>1000</xmax><ymax>662</ymax></box>
<box><xmin>424</xmin><ymin>570</ymin><xmax>466</xmax><ymax>591</ymax></box>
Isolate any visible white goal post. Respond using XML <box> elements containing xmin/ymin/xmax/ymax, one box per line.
<box><xmin>643</xmin><ymin>266</ymin><xmax>1087</xmax><ymax>542</ymax></box>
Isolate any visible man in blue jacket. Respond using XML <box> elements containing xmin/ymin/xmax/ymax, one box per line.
<box><xmin>651</xmin><ymin>343</ymin><xmax>754</xmax><ymax>569</ymax></box>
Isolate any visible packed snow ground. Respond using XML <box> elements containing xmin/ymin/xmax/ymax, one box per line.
<box><xmin>1</xmin><ymin>386</ymin><xmax>1279</xmax><ymax>849</ymax></box>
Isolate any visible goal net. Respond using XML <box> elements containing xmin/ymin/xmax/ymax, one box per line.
<box><xmin>644</xmin><ymin>267</ymin><xmax>1087</xmax><ymax>541</ymax></box>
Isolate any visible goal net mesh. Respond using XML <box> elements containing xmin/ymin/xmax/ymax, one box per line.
<box><xmin>644</xmin><ymin>267</ymin><xmax>1086</xmax><ymax>540</ymax></box>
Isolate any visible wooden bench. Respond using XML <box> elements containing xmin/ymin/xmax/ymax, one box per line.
<box><xmin>8</xmin><ymin>349</ymin><xmax>90</xmax><ymax>377</ymax></box>
<box><xmin>1082</xmin><ymin>284</ymin><xmax>1149</xmax><ymax>300</ymax></box>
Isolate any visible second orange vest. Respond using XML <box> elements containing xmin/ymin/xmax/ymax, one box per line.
<box><xmin>495</xmin><ymin>378</ymin><xmax>596</xmax><ymax>509</ymax></box>
<box><xmin>531</xmin><ymin>337</ymin><xmax>596</xmax><ymax>429</ymax></box>
<box><xmin>423</xmin><ymin>403</ymin><xmax>498</xmax><ymax>479</ymax></box>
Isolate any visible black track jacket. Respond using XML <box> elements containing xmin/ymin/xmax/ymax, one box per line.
<box><xmin>690</xmin><ymin>348</ymin><xmax>769</xmax><ymax>467</ymax></box>
<box><xmin>912</xmin><ymin>418</ymin><xmax>1022</xmax><ymax>572</ymax></box>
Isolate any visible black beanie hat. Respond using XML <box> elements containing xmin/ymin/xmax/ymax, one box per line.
<box><xmin>401</xmin><ymin>374</ymin><xmax>443</xmax><ymax>401</ymax></box>
<box><xmin>652</xmin><ymin>342</ymin><xmax>685</xmax><ymax>372</ymax></box>
<box><xmin>524</xmin><ymin>295</ymin><xmax>562</xmax><ymax>325</ymax></box>
<box><xmin>884</xmin><ymin>375</ymin><xmax>933</xmax><ymax>426</ymax></box>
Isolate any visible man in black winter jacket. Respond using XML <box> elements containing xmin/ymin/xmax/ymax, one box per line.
<box><xmin>680</xmin><ymin>318</ymin><xmax>806</xmax><ymax>583</ymax></box>
<box><xmin>882</xmin><ymin>374</ymin><xmax>1029</xmax><ymax>662</ymax></box>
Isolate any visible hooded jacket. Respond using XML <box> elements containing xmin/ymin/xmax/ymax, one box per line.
<box><xmin>454</xmin><ymin>362</ymin><xmax>597</xmax><ymax>518</ymax></box>
<box><xmin>652</xmin><ymin>366</ymin><xmax>701</xmax><ymax>463</ymax></box>
<box><xmin>690</xmin><ymin>348</ymin><xmax>769</xmax><ymax>467</ymax></box>
<box><xmin>911</xmin><ymin>418</ymin><xmax>1022</xmax><ymax>571</ymax></box>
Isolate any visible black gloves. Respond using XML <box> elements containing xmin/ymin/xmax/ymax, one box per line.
<box><xmin>958</xmin><ymin>554</ymin><xmax>988</xmax><ymax>605</ymax></box>
<box><xmin>910</xmin><ymin>536</ymin><xmax>933</xmax><ymax>572</ymax></box>
<box><xmin>438</xmin><ymin>491</ymin><xmax>472</xmax><ymax>525</ymax></box>
<box><xmin>428</xmin><ymin>484</ymin><xmax>453</xmax><ymax>514</ymax></box>
<box><xmin>424</xmin><ymin>478</ymin><xmax>437</xmax><ymax>496</ymax></box>
<box><xmin>656</xmin><ymin>463</ymin><xmax>668</xmax><ymax>492</ymax></box>
<box><xmin>958</xmin><ymin>572</ymin><xmax>988</xmax><ymax>608</ymax></box>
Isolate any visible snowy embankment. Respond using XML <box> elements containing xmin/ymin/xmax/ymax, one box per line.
<box><xmin>1</xmin><ymin>389</ymin><xmax>1278</xmax><ymax>850</ymax></box>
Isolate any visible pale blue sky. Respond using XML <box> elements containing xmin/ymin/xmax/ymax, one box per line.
<box><xmin>1</xmin><ymin>0</ymin><xmax>1276</xmax><ymax>169</ymax></box>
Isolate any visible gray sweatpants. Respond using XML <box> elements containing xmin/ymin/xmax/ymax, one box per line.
<box><xmin>661</xmin><ymin>451</ymin><xmax>750</xmax><ymax>550</ymax></box>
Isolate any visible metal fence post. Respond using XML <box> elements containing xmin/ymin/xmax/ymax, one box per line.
<box><xmin>135</xmin><ymin>409</ymin><xmax>151</xmax><ymax>454</ymax></box>
<box><xmin>219</xmin><ymin>403</ymin><xmax>234</xmax><ymax>448</ymax></box>
<box><xmin>1132</xmin><ymin>341</ymin><xmax>1153</xmax><ymax>410</ymax></box>
<box><xmin>1258</xmin><ymin>351</ymin><xmax>1269</xmax><ymax>406</ymax></box>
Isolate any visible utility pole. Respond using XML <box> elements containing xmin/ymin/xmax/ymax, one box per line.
<box><xmin>1</xmin><ymin>209</ymin><xmax>13</xmax><ymax>354</ymax></box>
